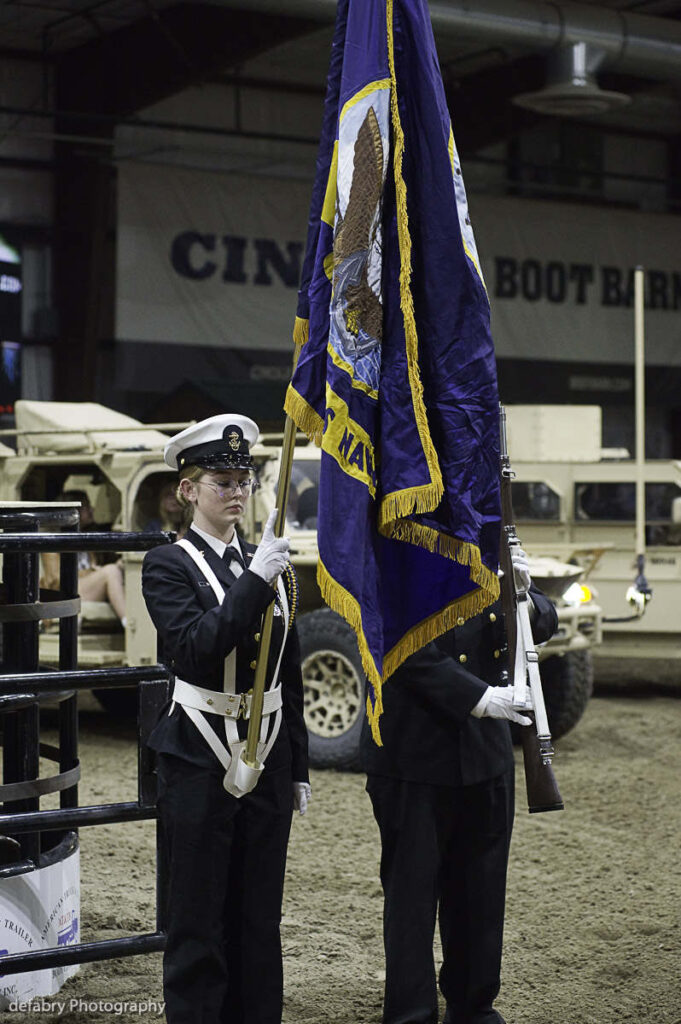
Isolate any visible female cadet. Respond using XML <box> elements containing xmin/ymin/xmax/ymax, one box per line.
<box><xmin>142</xmin><ymin>414</ymin><xmax>310</xmax><ymax>1024</ymax></box>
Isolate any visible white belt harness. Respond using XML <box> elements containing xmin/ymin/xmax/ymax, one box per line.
<box><xmin>172</xmin><ymin>539</ymin><xmax>288</xmax><ymax>798</ymax></box>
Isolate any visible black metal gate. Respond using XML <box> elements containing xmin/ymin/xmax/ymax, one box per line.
<box><xmin>0</xmin><ymin>503</ymin><xmax>172</xmax><ymax>975</ymax></box>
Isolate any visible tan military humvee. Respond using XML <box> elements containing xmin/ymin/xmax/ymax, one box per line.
<box><xmin>0</xmin><ymin>400</ymin><xmax>606</xmax><ymax>768</ymax></box>
<box><xmin>506</xmin><ymin>404</ymin><xmax>681</xmax><ymax>690</ymax></box>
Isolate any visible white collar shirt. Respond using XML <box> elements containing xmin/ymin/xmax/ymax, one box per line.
<box><xmin>191</xmin><ymin>523</ymin><xmax>244</xmax><ymax>577</ymax></box>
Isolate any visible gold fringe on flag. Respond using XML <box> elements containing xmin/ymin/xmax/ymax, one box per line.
<box><xmin>378</xmin><ymin>484</ymin><xmax>442</xmax><ymax>526</ymax></box>
<box><xmin>293</xmin><ymin>316</ymin><xmax>310</xmax><ymax>347</ymax></box>
<box><xmin>317</xmin><ymin>557</ymin><xmax>385</xmax><ymax>745</ymax></box>
<box><xmin>317</xmin><ymin>540</ymin><xmax>499</xmax><ymax>745</ymax></box>
<box><xmin>283</xmin><ymin>385</ymin><xmax>324</xmax><ymax>445</ymax></box>
<box><xmin>385</xmin><ymin>519</ymin><xmax>501</xmax><ymax>592</ymax></box>
<box><xmin>382</xmin><ymin>584</ymin><xmax>496</xmax><ymax>679</ymax></box>
<box><xmin>385</xmin><ymin>0</ymin><xmax>444</xmax><ymax>520</ymax></box>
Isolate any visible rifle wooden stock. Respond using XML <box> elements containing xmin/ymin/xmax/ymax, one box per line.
<box><xmin>520</xmin><ymin>728</ymin><xmax>564</xmax><ymax>813</ymax></box>
<box><xmin>499</xmin><ymin>406</ymin><xmax>564</xmax><ymax>814</ymax></box>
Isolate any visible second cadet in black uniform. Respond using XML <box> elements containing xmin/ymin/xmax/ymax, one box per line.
<box><xmin>142</xmin><ymin>414</ymin><xmax>309</xmax><ymax>1024</ymax></box>
<box><xmin>361</xmin><ymin>550</ymin><xmax>557</xmax><ymax>1024</ymax></box>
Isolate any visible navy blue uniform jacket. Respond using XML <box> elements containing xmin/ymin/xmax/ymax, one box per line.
<box><xmin>142</xmin><ymin>527</ymin><xmax>309</xmax><ymax>783</ymax></box>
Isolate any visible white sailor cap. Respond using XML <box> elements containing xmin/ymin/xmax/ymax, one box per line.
<box><xmin>164</xmin><ymin>414</ymin><xmax>259</xmax><ymax>472</ymax></box>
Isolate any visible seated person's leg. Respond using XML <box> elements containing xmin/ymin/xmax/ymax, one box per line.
<box><xmin>78</xmin><ymin>562</ymin><xmax>126</xmax><ymax>622</ymax></box>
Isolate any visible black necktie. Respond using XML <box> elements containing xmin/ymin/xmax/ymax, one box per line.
<box><xmin>224</xmin><ymin>546</ymin><xmax>245</xmax><ymax>571</ymax></box>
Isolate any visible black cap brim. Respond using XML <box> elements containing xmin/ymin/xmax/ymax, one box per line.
<box><xmin>187</xmin><ymin>454</ymin><xmax>254</xmax><ymax>471</ymax></box>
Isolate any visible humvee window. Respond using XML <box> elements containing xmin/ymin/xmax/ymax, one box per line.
<box><xmin>288</xmin><ymin>460</ymin><xmax>320</xmax><ymax>530</ymax></box>
<box><xmin>20</xmin><ymin>463</ymin><xmax>121</xmax><ymax>528</ymax></box>
<box><xmin>575</xmin><ymin>482</ymin><xmax>681</xmax><ymax>542</ymax></box>
<box><xmin>512</xmin><ymin>482</ymin><xmax>560</xmax><ymax>521</ymax></box>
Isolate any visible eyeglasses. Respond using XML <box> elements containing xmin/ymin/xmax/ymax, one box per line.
<box><xmin>197</xmin><ymin>477</ymin><xmax>257</xmax><ymax>499</ymax></box>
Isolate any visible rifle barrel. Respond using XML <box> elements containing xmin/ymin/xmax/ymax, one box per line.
<box><xmin>499</xmin><ymin>404</ymin><xmax>564</xmax><ymax>814</ymax></box>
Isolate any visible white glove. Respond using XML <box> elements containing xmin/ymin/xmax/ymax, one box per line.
<box><xmin>293</xmin><ymin>782</ymin><xmax>311</xmax><ymax>816</ymax></box>
<box><xmin>249</xmin><ymin>509</ymin><xmax>290</xmax><ymax>584</ymax></box>
<box><xmin>471</xmin><ymin>685</ymin><xmax>533</xmax><ymax>726</ymax></box>
<box><xmin>511</xmin><ymin>546</ymin><xmax>532</xmax><ymax>593</ymax></box>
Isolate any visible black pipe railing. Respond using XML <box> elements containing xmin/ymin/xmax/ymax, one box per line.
<box><xmin>0</xmin><ymin>530</ymin><xmax>175</xmax><ymax>552</ymax></box>
<box><xmin>0</xmin><ymin>665</ymin><xmax>170</xmax><ymax>695</ymax></box>
<box><xmin>0</xmin><ymin>800</ymin><xmax>156</xmax><ymax>834</ymax></box>
<box><xmin>0</xmin><ymin>933</ymin><xmax>166</xmax><ymax>973</ymax></box>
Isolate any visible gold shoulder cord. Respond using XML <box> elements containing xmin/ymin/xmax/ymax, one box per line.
<box><xmin>282</xmin><ymin>563</ymin><xmax>298</xmax><ymax>630</ymax></box>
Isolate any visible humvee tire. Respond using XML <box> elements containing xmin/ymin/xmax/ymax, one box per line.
<box><xmin>297</xmin><ymin>608</ymin><xmax>365</xmax><ymax>771</ymax></box>
<box><xmin>541</xmin><ymin>649</ymin><xmax>594</xmax><ymax>739</ymax></box>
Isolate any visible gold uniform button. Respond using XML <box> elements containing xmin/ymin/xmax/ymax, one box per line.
<box><xmin>459</xmin><ymin>654</ymin><xmax>467</xmax><ymax>664</ymax></box>
<box><xmin>254</xmin><ymin>633</ymin><xmax>261</xmax><ymax>642</ymax></box>
<box><xmin>250</xmin><ymin>660</ymin><xmax>257</xmax><ymax>670</ymax></box>
<box><xmin>206</xmin><ymin>698</ymin><xmax>214</xmax><ymax>706</ymax></box>
<box><xmin>494</xmin><ymin>649</ymin><xmax>501</xmax><ymax>659</ymax></box>
<box><xmin>456</xmin><ymin>616</ymin><xmax>465</xmax><ymax>626</ymax></box>
<box><xmin>489</xmin><ymin>612</ymin><xmax>497</xmax><ymax>622</ymax></box>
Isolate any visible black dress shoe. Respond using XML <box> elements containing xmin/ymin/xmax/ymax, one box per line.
<box><xmin>443</xmin><ymin>1012</ymin><xmax>506</xmax><ymax>1024</ymax></box>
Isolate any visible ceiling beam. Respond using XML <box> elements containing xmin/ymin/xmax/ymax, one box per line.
<box><xmin>213</xmin><ymin>0</ymin><xmax>681</xmax><ymax>83</ymax></box>
<box><xmin>55</xmin><ymin>3</ymin><xmax>320</xmax><ymax>119</ymax></box>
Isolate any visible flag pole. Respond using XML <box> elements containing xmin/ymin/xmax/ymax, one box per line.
<box><xmin>243</xmin><ymin>338</ymin><xmax>304</xmax><ymax>769</ymax></box>
<box><xmin>634</xmin><ymin>266</ymin><xmax>646</xmax><ymax>565</ymax></box>
<box><xmin>630</xmin><ymin>265</ymin><xmax>652</xmax><ymax>612</ymax></box>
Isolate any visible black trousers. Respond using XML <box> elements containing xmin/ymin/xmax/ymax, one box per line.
<box><xmin>157</xmin><ymin>753</ymin><xmax>294</xmax><ymax>1024</ymax></box>
<box><xmin>366</xmin><ymin>770</ymin><xmax>514</xmax><ymax>1024</ymax></box>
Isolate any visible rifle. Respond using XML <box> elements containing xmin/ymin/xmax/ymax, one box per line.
<box><xmin>498</xmin><ymin>404</ymin><xmax>564</xmax><ymax>814</ymax></box>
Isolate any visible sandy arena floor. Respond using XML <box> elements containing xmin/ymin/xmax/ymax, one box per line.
<box><xmin>10</xmin><ymin>690</ymin><xmax>681</xmax><ymax>1024</ymax></box>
